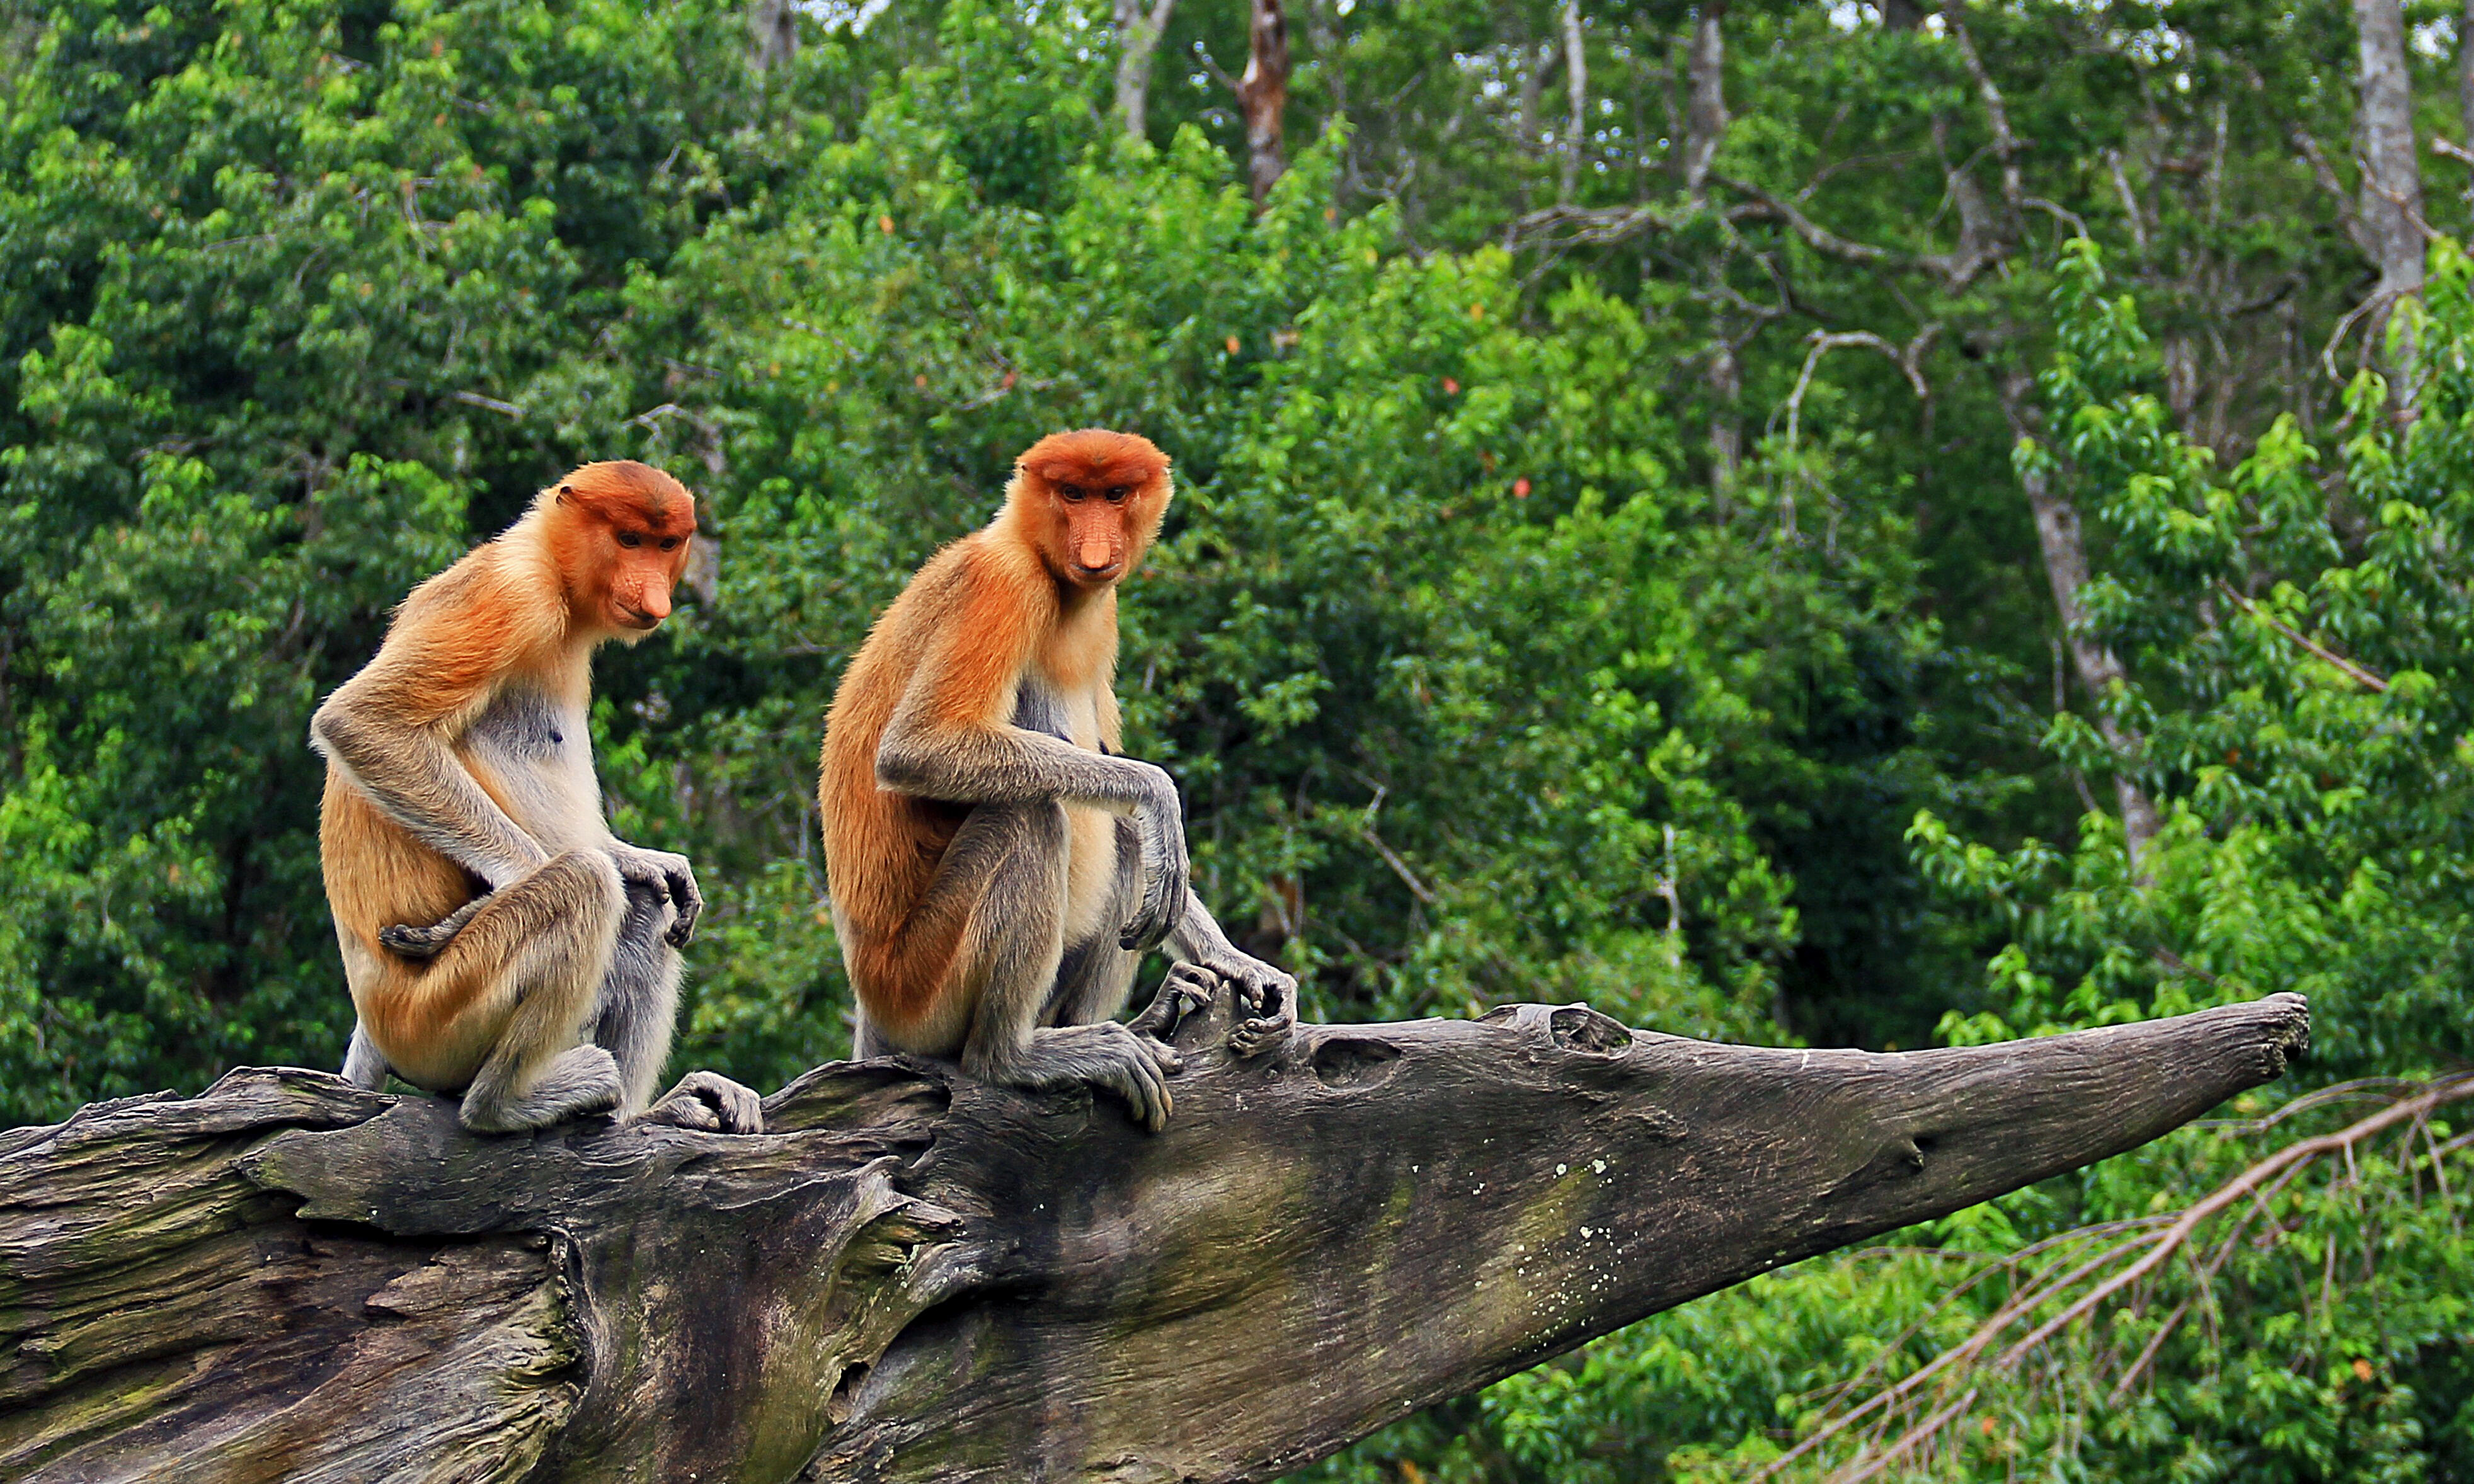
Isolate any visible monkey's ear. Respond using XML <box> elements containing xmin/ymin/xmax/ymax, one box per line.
<box><xmin>556</xmin><ymin>484</ymin><xmax>573</xmax><ymax>506</ymax></box>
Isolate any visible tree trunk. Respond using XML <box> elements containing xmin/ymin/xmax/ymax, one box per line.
<box><xmin>1237</xmin><ymin>0</ymin><xmax>1290</xmax><ymax>202</ymax></box>
<box><xmin>1681</xmin><ymin>3</ymin><xmax>1726</xmax><ymax>203</ymax></box>
<box><xmin>2354</xmin><ymin>0</ymin><xmax>2425</xmax><ymax>360</ymax></box>
<box><xmin>0</xmin><ymin>985</ymin><xmax>2309</xmax><ymax>1483</ymax></box>
<box><xmin>1114</xmin><ymin>0</ymin><xmax>1178</xmax><ymax>142</ymax></box>
<box><xmin>1559</xmin><ymin>1</ymin><xmax>1587</xmax><ymax>203</ymax></box>
<box><xmin>2001</xmin><ymin>374</ymin><xmax>2163</xmax><ymax>873</ymax></box>
<box><xmin>750</xmin><ymin>0</ymin><xmax>797</xmax><ymax>71</ymax></box>
<box><xmin>2461</xmin><ymin>0</ymin><xmax>2474</xmax><ymax>166</ymax></box>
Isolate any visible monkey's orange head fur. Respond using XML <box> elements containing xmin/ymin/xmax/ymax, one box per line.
<box><xmin>539</xmin><ymin>460</ymin><xmax>699</xmax><ymax>640</ymax></box>
<box><xmin>1005</xmin><ymin>429</ymin><xmax>1172</xmax><ymax>591</ymax></box>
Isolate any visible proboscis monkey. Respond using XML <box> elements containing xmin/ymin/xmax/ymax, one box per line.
<box><xmin>312</xmin><ymin>460</ymin><xmax>762</xmax><ymax>1134</ymax></box>
<box><xmin>818</xmin><ymin>429</ymin><xmax>1297</xmax><ymax>1131</ymax></box>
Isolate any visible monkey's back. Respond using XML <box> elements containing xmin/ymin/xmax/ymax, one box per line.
<box><xmin>820</xmin><ymin>534</ymin><xmax>1053</xmax><ymax>1021</ymax></box>
<box><xmin>316</xmin><ymin>535</ymin><xmax>565</xmax><ymax>987</ymax></box>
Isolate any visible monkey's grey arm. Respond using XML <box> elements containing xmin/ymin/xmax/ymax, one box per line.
<box><xmin>310</xmin><ymin>690</ymin><xmax>549</xmax><ymax>891</ymax></box>
<box><xmin>877</xmin><ymin>695</ymin><xmax>1190</xmax><ymax>947</ymax></box>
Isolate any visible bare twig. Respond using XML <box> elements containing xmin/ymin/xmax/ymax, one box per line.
<box><xmin>448</xmin><ymin>389</ymin><xmax>524</xmax><ymax>419</ymax></box>
<box><xmin>1778</xmin><ymin>326</ymin><xmax>1940</xmax><ymax>447</ymax></box>
<box><xmin>2215</xmin><ymin>580</ymin><xmax>2391</xmax><ymax>692</ymax></box>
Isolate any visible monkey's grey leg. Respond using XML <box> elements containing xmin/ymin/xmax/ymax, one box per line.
<box><xmin>1053</xmin><ymin>818</ymin><xmax>1211</xmax><ymax>1044</ymax></box>
<box><xmin>1046</xmin><ymin>818</ymin><xmax>1146</xmax><ymax>1029</ymax></box>
<box><xmin>454</xmin><ymin>851</ymin><xmax>630</xmax><ymax>1134</ymax></box>
<box><xmin>853</xmin><ymin>1012</ymin><xmax>892</xmax><ymax>1059</ymax></box>
<box><xmin>589</xmin><ymin>872</ymin><xmax>766</xmax><ymax>1134</ymax></box>
<box><xmin>953</xmin><ymin>802</ymin><xmax>1183</xmax><ymax>1132</ymax></box>
<box><xmin>341</xmin><ymin>1022</ymin><xmax>391</xmax><ymax>1090</ymax></box>
<box><xmin>584</xmin><ymin>874</ymin><xmax>684</xmax><ymax>1116</ymax></box>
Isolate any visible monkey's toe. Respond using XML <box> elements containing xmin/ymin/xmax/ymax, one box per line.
<box><xmin>1229</xmin><ymin>1015</ymin><xmax>1294</xmax><ymax>1059</ymax></box>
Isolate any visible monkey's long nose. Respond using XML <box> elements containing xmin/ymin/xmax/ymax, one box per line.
<box><xmin>628</xmin><ymin>579</ymin><xmax>673</xmax><ymax>626</ymax></box>
<box><xmin>1077</xmin><ymin>535</ymin><xmax>1119</xmax><ymax>574</ymax></box>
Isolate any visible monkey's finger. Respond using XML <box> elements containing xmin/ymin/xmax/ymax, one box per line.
<box><xmin>1134</xmin><ymin>1066</ymin><xmax>1173</xmax><ymax>1132</ymax></box>
<box><xmin>654</xmin><ymin>1096</ymin><xmax>723</xmax><ymax>1132</ymax></box>
<box><xmin>714</xmin><ymin>1080</ymin><xmax>764</xmax><ymax>1134</ymax></box>
<box><xmin>666</xmin><ymin>870</ymin><xmax>704</xmax><ymax>945</ymax></box>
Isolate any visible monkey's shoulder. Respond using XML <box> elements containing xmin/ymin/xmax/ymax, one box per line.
<box><xmin>390</xmin><ymin>542</ymin><xmax>566</xmax><ymax>651</ymax></box>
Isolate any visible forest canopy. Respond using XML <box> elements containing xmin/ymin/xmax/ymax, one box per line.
<box><xmin>3</xmin><ymin>0</ymin><xmax>2471</xmax><ymax>1476</ymax></box>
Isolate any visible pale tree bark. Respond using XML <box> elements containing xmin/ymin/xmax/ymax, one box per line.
<box><xmin>750</xmin><ymin>0</ymin><xmax>797</xmax><ymax>70</ymax></box>
<box><xmin>1681</xmin><ymin>2</ymin><xmax>1726</xmax><ymax>203</ymax></box>
<box><xmin>2462</xmin><ymin>0</ymin><xmax>2474</xmax><ymax>161</ymax></box>
<box><xmin>2002</xmin><ymin>374</ymin><xmax>2163</xmax><ymax>874</ymax></box>
<box><xmin>1114</xmin><ymin>0</ymin><xmax>1179</xmax><ymax>141</ymax></box>
<box><xmin>1683</xmin><ymin>4</ymin><xmax>1736</xmax><ymax>506</ymax></box>
<box><xmin>2353</xmin><ymin>0</ymin><xmax>2425</xmax><ymax>358</ymax></box>
<box><xmin>1559</xmin><ymin>0</ymin><xmax>1588</xmax><ymax>203</ymax></box>
<box><xmin>0</xmin><ymin>981</ymin><xmax>2308</xmax><ymax>1483</ymax></box>
<box><xmin>1236</xmin><ymin>0</ymin><xmax>1291</xmax><ymax>202</ymax></box>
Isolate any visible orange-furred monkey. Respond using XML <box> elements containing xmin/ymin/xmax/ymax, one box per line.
<box><xmin>314</xmin><ymin>460</ymin><xmax>761</xmax><ymax>1134</ymax></box>
<box><xmin>819</xmin><ymin>429</ymin><xmax>1296</xmax><ymax>1131</ymax></box>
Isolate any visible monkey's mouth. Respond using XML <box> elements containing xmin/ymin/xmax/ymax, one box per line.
<box><xmin>615</xmin><ymin>606</ymin><xmax>665</xmax><ymax>630</ymax></box>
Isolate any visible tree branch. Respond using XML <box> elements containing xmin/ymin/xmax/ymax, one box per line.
<box><xmin>0</xmin><ymin>987</ymin><xmax>2308</xmax><ymax>1482</ymax></box>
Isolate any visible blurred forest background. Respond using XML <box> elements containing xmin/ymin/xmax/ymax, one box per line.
<box><xmin>6</xmin><ymin>0</ymin><xmax>2474</xmax><ymax>1475</ymax></box>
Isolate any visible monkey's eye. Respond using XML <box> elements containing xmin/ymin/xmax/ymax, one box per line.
<box><xmin>1104</xmin><ymin>485</ymin><xmax>1131</xmax><ymax>503</ymax></box>
<box><xmin>616</xmin><ymin>530</ymin><xmax>643</xmax><ymax>549</ymax></box>
<box><xmin>1058</xmin><ymin>483</ymin><xmax>1086</xmax><ymax>502</ymax></box>
<box><xmin>659</xmin><ymin>536</ymin><xmax>680</xmax><ymax>551</ymax></box>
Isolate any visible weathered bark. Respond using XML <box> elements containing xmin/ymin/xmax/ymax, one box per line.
<box><xmin>1114</xmin><ymin>0</ymin><xmax>1178</xmax><ymax>141</ymax></box>
<box><xmin>1236</xmin><ymin>0</ymin><xmax>1290</xmax><ymax>202</ymax></box>
<box><xmin>0</xmin><ymin>986</ymin><xmax>2308</xmax><ymax>1483</ymax></box>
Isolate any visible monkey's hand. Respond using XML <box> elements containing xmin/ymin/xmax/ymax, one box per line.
<box><xmin>639</xmin><ymin>1070</ymin><xmax>765</xmax><ymax>1134</ymax></box>
<box><xmin>1119</xmin><ymin>766</ymin><xmax>1192</xmax><ymax>953</ymax></box>
<box><xmin>609</xmin><ymin>843</ymin><xmax>704</xmax><ymax>948</ymax></box>
<box><xmin>1187</xmin><ymin>945</ymin><xmax>1298</xmax><ymax>1059</ymax></box>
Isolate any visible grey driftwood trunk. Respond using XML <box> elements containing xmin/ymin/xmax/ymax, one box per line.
<box><xmin>0</xmin><ymin>987</ymin><xmax>2310</xmax><ymax>1483</ymax></box>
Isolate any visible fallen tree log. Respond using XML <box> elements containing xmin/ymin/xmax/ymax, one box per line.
<box><xmin>0</xmin><ymin>988</ymin><xmax>2309</xmax><ymax>1483</ymax></box>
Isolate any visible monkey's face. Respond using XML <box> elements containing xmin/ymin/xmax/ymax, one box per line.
<box><xmin>594</xmin><ymin>506</ymin><xmax>697</xmax><ymax>635</ymax></box>
<box><xmin>1013</xmin><ymin>430</ymin><xmax>1172</xmax><ymax>591</ymax></box>
<box><xmin>548</xmin><ymin>462</ymin><xmax>699</xmax><ymax>639</ymax></box>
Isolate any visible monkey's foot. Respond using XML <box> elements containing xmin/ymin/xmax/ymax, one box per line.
<box><xmin>990</xmin><ymin>1022</ymin><xmax>1183</xmax><ymax>1134</ymax></box>
<box><xmin>1160</xmin><ymin>950</ymin><xmax>1297</xmax><ymax>1061</ymax></box>
<box><xmin>379</xmin><ymin>921</ymin><xmax>456</xmax><ymax>960</ymax></box>
<box><xmin>459</xmin><ymin>1046</ymin><xmax>623</xmax><ymax>1134</ymax></box>
<box><xmin>379</xmin><ymin>894</ymin><xmax>490</xmax><ymax>960</ymax></box>
<box><xmin>641</xmin><ymin>1071</ymin><xmax>766</xmax><ymax>1134</ymax></box>
<box><xmin>1227</xmin><ymin>1008</ymin><xmax>1295</xmax><ymax>1061</ymax></box>
<box><xmin>1129</xmin><ymin>963</ymin><xmax>1220</xmax><ymax>1044</ymax></box>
